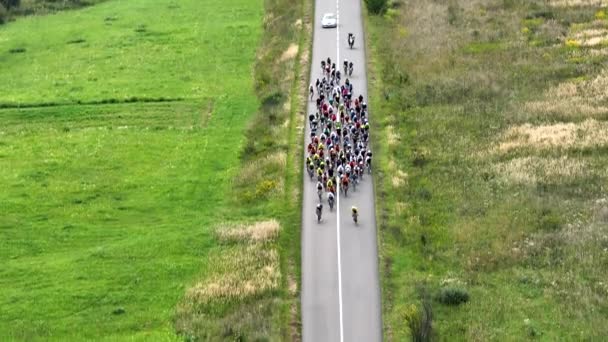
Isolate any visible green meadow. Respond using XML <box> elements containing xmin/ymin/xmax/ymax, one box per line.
<box><xmin>0</xmin><ymin>0</ymin><xmax>270</xmax><ymax>339</ymax></box>
<box><xmin>366</xmin><ymin>0</ymin><xmax>608</xmax><ymax>340</ymax></box>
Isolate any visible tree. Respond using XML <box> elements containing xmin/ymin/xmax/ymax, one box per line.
<box><xmin>0</xmin><ymin>3</ymin><xmax>7</xmax><ymax>24</ymax></box>
<box><xmin>365</xmin><ymin>0</ymin><xmax>387</xmax><ymax>15</ymax></box>
<box><xmin>0</xmin><ymin>0</ymin><xmax>20</xmax><ymax>10</ymax></box>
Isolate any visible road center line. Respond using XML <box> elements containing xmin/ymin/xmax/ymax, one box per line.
<box><xmin>335</xmin><ymin>1</ymin><xmax>345</xmax><ymax>342</ymax></box>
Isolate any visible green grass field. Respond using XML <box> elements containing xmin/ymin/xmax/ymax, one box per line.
<box><xmin>366</xmin><ymin>0</ymin><xmax>608</xmax><ymax>340</ymax></box>
<box><xmin>0</xmin><ymin>0</ymin><xmax>258</xmax><ymax>105</ymax></box>
<box><xmin>0</xmin><ymin>0</ymin><xmax>268</xmax><ymax>339</ymax></box>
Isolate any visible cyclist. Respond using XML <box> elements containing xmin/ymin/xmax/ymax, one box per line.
<box><xmin>351</xmin><ymin>206</ymin><xmax>358</xmax><ymax>223</ymax></box>
<box><xmin>327</xmin><ymin>191</ymin><xmax>335</xmax><ymax>210</ymax></box>
<box><xmin>316</xmin><ymin>181</ymin><xmax>323</xmax><ymax>192</ymax></box>
<box><xmin>317</xmin><ymin>181</ymin><xmax>324</xmax><ymax>202</ymax></box>
<box><xmin>316</xmin><ymin>203</ymin><xmax>323</xmax><ymax>222</ymax></box>
<box><xmin>341</xmin><ymin>174</ymin><xmax>349</xmax><ymax>196</ymax></box>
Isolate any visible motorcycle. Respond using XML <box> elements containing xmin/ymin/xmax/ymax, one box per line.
<box><xmin>348</xmin><ymin>34</ymin><xmax>355</xmax><ymax>49</ymax></box>
<box><xmin>352</xmin><ymin>211</ymin><xmax>358</xmax><ymax>224</ymax></box>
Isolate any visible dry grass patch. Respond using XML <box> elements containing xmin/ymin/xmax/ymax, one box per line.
<box><xmin>572</xmin><ymin>27</ymin><xmax>608</xmax><ymax>46</ymax></box>
<box><xmin>391</xmin><ymin>169</ymin><xmax>408</xmax><ymax>188</ymax></box>
<box><xmin>524</xmin><ymin>70</ymin><xmax>608</xmax><ymax>118</ymax></box>
<box><xmin>216</xmin><ymin>220</ymin><xmax>281</xmax><ymax>243</ymax></box>
<box><xmin>386</xmin><ymin>125</ymin><xmax>400</xmax><ymax>147</ymax></box>
<box><xmin>394</xmin><ymin>201</ymin><xmax>409</xmax><ymax>216</ymax></box>
<box><xmin>237</xmin><ymin>152</ymin><xmax>287</xmax><ymax>185</ymax></box>
<box><xmin>589</xmin><ymin>47</ymin><xmax>608</xmax><ymax>55</ymax></box>
<box><xmin>179</xmin><ymin>220</ymin><xmax>281</xmax><ymax>309</ymax></box>
<box><xmin>549</xmin><ymin>0</ymin><xmax>608</xmax><ymax>7</ymax></box>
<box><xmin>497</xmin><ymin>119</ymin><xmax>608</xmax><ymax>152</ymax></box>
<box><xmin>386</xmin><ymin>156</ymin><xmax>408</xmax><ymax>188</ymax></box>
<box><xmin>184</xmin><ymin>245</ymin><xmax>281</xmax><ymax>305</ymax></box>
<box><xmin>494</xmin><ymin>156</ymin><xmax>591</xmax><ymax>184</ymax></box>
<box><xmin>524</xmin><ymin>100</ymin><xmax>608</xmax><ymax>117</ymax></box>
<box><xmin>280</xmin><ymin>43</ymin><xmax>299</xmax><ymax>62</ymax></box>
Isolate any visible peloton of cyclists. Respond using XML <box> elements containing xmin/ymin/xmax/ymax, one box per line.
<box><xmin>308</xmin><ymin>54</ymin><xmax>372</xmax><ymax>224</ymax></box>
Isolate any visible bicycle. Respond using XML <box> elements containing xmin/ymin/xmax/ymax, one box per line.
<box><xmin>316</xmin><ymin>204</ymin><xmax>323</xmax><ymax>223</ymax></box>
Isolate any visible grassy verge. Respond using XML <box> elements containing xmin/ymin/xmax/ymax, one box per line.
<box><xmin>366</xmin><ymin>0</ymin><xmax>608</xmax><ymax>340</ymax></box>
<box><xmin>173</xmin><ymin>0</ymin><xmax>313</xmax><ymax>339</ymax></box>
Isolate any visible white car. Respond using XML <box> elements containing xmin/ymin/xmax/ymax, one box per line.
<box><xmin>321</xmin><ymin>13</ymin><xmax>337</xmax><ymax>28</ymax></box>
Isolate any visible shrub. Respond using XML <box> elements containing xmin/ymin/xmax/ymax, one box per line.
<box><xmin>0</xmin><ymin>0</ymin><xmax>19</xmax><ymax>10</ymax></box>
<box><xmin>365</xmin><ymin>0</ymin><xmax>387</xmax><ymax>15</ymax></box>
<box><xmin>537</xmin><ymin>209</ymin><xmax>561</xmax><ymax>232</ymax></box>
<box><xmin>565</xmin><ymin>39</ymin><xmax>580</xmax><ymax>48</ymax></box>
<box><xmin>255</xmin><ymin>179</ymin><xmax>277</xmax><ymax>199</ymax></box>
<box><xmin>437</xmin><ymin>287</ymin><xmax>469</xmax><ymax>306</ymax></box>
<box><xmin>412</xmin><ymin>148</ymin><xmax>429</xmax><ymax>167</ymax></box>
<box><xmin>0</xmin><ymin>4</ymin><xmax>6</xmax><ymax>24</ymax></box>
<box><xmin>404</xmin><ymin>299</ymin><xmax>434</xmax><ymax>342</ymax></box>
<box><xmin>67</xmin><ymin>38</ymin><xmax>86</xmax><ymax>44</ymax></box>
<box><xmin>112</xmin><ymin>307</ymin><xmax>126</xmax><ymax>315</ymax></box>
<box><xmin>416</xmin><ymin>188</ymin><xmax>432</xmax><ymax>201</ymax></box>
<box><xmin>261</xmin><ymin>91</ymin><xmax>283</xmax><ymax>108</ymax></box>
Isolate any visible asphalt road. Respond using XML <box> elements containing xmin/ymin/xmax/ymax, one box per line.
<box><xmin>301</xmin><ymin>0</ymin><xmax>382</xmax><ymax>341</ymax></box>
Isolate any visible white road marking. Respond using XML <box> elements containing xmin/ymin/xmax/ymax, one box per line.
<box><xmin>335</xmin><ymin>1</ymin><xmax>344</xmax><ymax>342</ymax></box>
